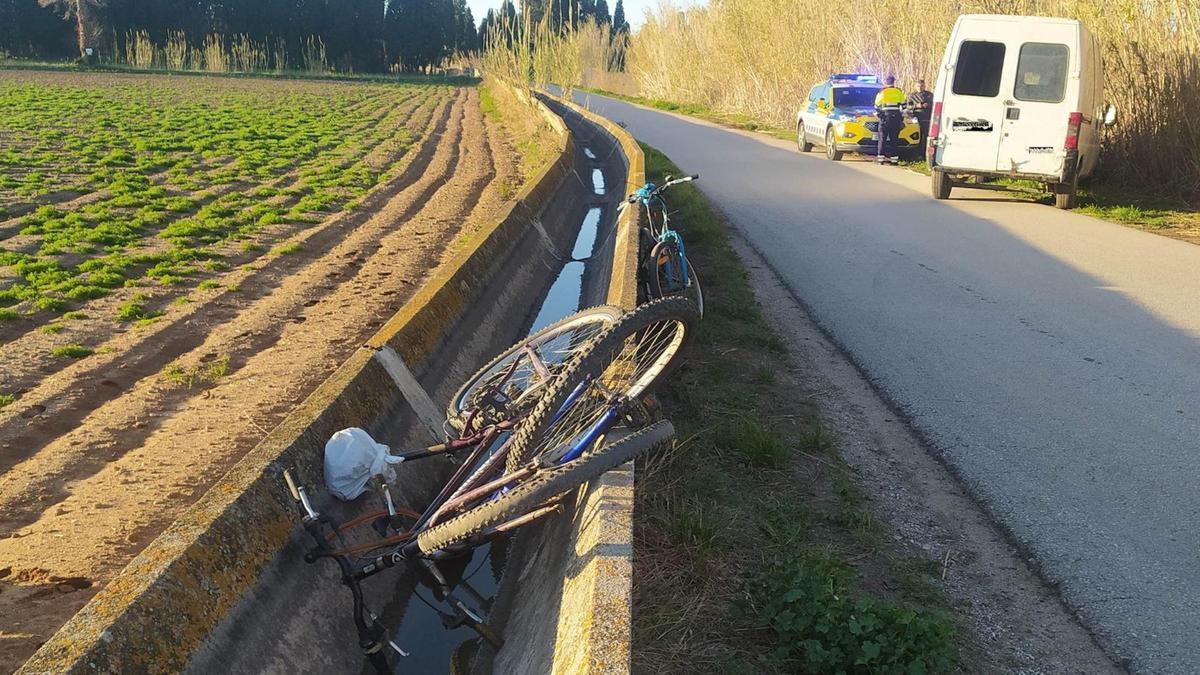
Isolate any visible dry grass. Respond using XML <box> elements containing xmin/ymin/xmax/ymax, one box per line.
<box><xmin>628</xmin><ymin>0</ymin><xmax>1200</xmax><ymax>203</ymax></box>
<box><xmin>116</xmin><ymin>30</ymin><xmax>329</xmax><ymax>74</ymax></box>
<box><xmin>481</xmin><ymin>13</ymin><xmax>623</xmax><ymax>95</ymax></box>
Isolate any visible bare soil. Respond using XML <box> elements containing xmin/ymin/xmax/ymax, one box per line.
<box><xmin>0</xmin><ymin>81</ymin><xmax>542</xmax><ymax>672</ymax></box>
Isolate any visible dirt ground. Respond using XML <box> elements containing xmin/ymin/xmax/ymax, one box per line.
<box><xmin>0</xmin><ymin>77</ymin><xmax>543</xmax><ymax>671</ymax></box>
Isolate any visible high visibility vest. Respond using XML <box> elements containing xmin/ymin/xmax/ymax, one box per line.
<box><xmin>875</xmin><ymin>87</ymin><xmax>905</xmax><ymax>110</ymax></box>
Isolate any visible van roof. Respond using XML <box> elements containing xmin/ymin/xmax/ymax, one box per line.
<box><xmin>956</xmin><ymin>14</ymin><xmax>1082</xmax><ymax>27</ymax></box>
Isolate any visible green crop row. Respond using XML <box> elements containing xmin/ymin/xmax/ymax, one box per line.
<box><xmin>0</xmin><ymin>73</ymin><xmax>440</xmax><ymax>322</ymax></box>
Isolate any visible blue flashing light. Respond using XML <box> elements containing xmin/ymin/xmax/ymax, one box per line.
<box><xmin>830</xmin><ymin>73</ymin><xmax>878</xmax><ymax>83</ymax></box>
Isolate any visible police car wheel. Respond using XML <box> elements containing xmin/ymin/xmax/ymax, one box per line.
<box><xmin>797</xmin><ymin>123</ymin><xmax>813</xmax><ymax>153</ymax></box>
<box><xmin>825</xmin><ymin>127</ymin><xmax>843</xmax><ymax>161</ymax></box>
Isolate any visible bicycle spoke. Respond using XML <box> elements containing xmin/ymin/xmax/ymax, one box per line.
<box><xmin>525</xmin><ymin>315</ymin><xmax>689</xmax><ymax>463</ymax></box>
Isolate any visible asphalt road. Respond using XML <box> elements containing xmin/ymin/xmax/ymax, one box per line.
<box><xmin>574</xmin><ymin>91</ymin><xmax>1200</xmax><ymax>673</ymax></box>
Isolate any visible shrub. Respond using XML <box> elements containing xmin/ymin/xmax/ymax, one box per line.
<box><xmin>52</xmin><ymin>344</ymin><xmax>94</xmax><ymax>359</ymax></box>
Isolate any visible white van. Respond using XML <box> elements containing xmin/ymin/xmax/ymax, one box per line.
<box><xmin>927</xmin><ymin>15</ymin><xmax>1115</xmax><ymax>209</ymax></box>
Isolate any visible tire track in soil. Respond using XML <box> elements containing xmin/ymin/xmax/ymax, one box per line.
<box><xmin>0</xmin><ymin>91</ymin><xmax>451</xmax><ymax>465</ymax></box>
<box><xmin>0</xmin><ymin>89</ymin><xmax>424</xmax><ymax>357</ymax></box>
<box><xmin>0</xmin><ymin>86</ymin><xmax>503</xmax><ymax>672</ymax></box>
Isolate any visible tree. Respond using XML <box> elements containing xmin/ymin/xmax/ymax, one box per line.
<box><xmin>611</xmin><ymin>0</ymin><xmax>628</xmax><ymax>69</ymax></box>
<box><xmin>453</xmin><ymin>0</ymin><xmax>476</xmax><ymax>52</ymax></box>
<box><xmin>38</xmin><ymin>0</ymin><xmax>107</xmax><ymax>60</ymax></box>
<box><xmin>593</xmin><ymin>0</ymin><xmax>610</xmax><ymax>25</ymax></box>
<box><xmin>612</xmin><ymin>0</ymin><xmax>627</xmax><ymax>33</ymax></box>
<box><xmin>386</xmin><ymin>0</ymin><xmax>455</xmax><ymax>71</ymax></box>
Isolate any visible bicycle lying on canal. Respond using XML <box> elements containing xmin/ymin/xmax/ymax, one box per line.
<box><xmin>622</xmin><ymin>174</ymin><xmax>704</xmax><ymax>316</ymax></box>
<box><xmin>284</xmin><ymin>297</ymin><xmax>700</xmax><ymax>672</ymax></box>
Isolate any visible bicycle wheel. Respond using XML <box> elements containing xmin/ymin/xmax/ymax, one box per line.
<box><xmin>504</xmin><ymin>296</ymin><xmax>699</xmax><ymax>471</ymax></box>
<box><xmin>416</xmin><ymin>421</ymin><xmax>674</xmax><ymax>555</ymax></box>
<box><xmin>649</xmin><ymin>240</ymin><xmax>687</xmax><ymax>299</ymax></box>
<box><xmin>446</xmin><ymin>305</ymin><xmax>624</xmax><ymax>432</ymax></box>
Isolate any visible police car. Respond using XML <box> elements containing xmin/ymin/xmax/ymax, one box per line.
<box><xmin>796</xmin><ymin>74</ymin><xmax>921</xmax><ymax>161</ymax></box>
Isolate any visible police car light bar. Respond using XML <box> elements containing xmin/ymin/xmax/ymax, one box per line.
<box><xmin>831</xmin><ymin>73</ymin><xmax>878</xmax><ymax>83</ymax></box>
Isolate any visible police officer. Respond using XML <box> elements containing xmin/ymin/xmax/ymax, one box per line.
<box><xmin>874</xmin><ymin>75</ymin><xmax>905</xmax><ymax>165</ymax></box>
<box><xmin>908</xmin><ymin>78</ymin><xmax>934</xmax><ymax>155</ymax></box>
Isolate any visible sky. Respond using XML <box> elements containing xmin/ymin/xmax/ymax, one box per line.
<box><xmin>466</xmin><ymin>0</ymin><xmax>709</xmax><ymax>30</ymax></box>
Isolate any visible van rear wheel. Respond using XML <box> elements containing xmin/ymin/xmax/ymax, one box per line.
<box><xmin>1053</xmin><ymin>178</ymin><xmax>1078</xmax><ymax>209</ymax></box>
<box><xmin>931</xmin><ymin>169</ymin><xmax>952</xmax><ymax>200</ymax></box>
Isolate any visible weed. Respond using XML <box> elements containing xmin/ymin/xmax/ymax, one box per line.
<box><xmin>717</xmin><ymin>417</ymin><xmax>790</xmax><ymax>468</ymax></box>
<box><xmin>62</xmin><ymin>311</ymin><xmax>86</xmax><ymax>320</ymax></box>
<box><xmin>0</xmin><ymin>308</ymin><xmax>18</xmax><ymax>322</ymax></box>
<box><xmin>271</xmin><ymin>241</ymin><xmax>303</xmax><ymax>255</ymax></box>
<box><xmin>162</xmin><ymin>355</ymin><xmax>230</xmax><ymax>388</ymax></box>
<box><xmin>197</xmin><ymin>280</ymin><xmax>220</xmax><ymax>290</ymax></box>
<box><xmin>227</xmin><ymin>283</ymin><xmax>241</xmax><ymax>292</ymax></box>
<box><xmin>798</xmin><ymin>420</ymin><xmax>835</xmax><ymax>455</ymax></box>
<box><xmin>52</xmin><ymin>344</ymin><xmax>94</xmax><ymax>359</ymax></box>
<box><xmin>116</xmin><ymin>294</ymin><xmax>162</xmax><ymax>322</ymax></box>
<box><xmin>753</xmin><ymin>551</ymin><xmax>957</xmax><ymax>672</ymax></box>
<box><xmin>41</xmin><ymin>322</ymin><xmax>65</xmax><ymax>334</ymax></box>
<box><xmin>479</xmin><ymin>85</ymin><xmax>501</xmax><ymax>122</ymax></box>
<box><xmin>0</xmin><ymin>393</ymin><xmax>14</xmax><ymax>409</ymax></box>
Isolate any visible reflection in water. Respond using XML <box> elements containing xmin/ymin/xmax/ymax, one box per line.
<box><xmin>572</xmin><ymin>208</ymin><xmax>602</xmax><ymax>261</ymax></box>
<box><xmin>529</xmin><ymin>262</ymin><xmax>585</xmax><ymax>334</ymax></box>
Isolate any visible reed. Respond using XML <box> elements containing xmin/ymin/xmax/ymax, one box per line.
<box><xmin>123</xmin><ymin>30</ymin><xmax>156</xmax><ymax>70</ymax></box>
<box><xmin>301</xmin><ymin>36</ymin><xmax>328</xmax><ymax>74</ymax></box>
<box><xmin>481</xmin><ymin>13</ymin><xmax>624</xmax><ymax>97</ymax></box>
<box><xmin>164</xmin><ymin>31</ymin><xmax>189</xmax><ymax>71</ymax></box>
<box><xmin>628</xmin><ymin>0</ymin><xmax>1200</xmax><ymax>201</ymax></box>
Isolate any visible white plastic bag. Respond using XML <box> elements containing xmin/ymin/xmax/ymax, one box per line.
<box><xmin>323</xmin><ymin>427</ymin><xmax>404</xmax><ymax>501</ymax></box>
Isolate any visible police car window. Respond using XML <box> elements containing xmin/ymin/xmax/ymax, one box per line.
<box><xmin>952</xmin><ymin>41</ymin><xmax>1005</xmax><ymax>97</ymax></box>
<box><xmin>832</xmin><ymin>87</ymin><xmax>877</xmax><ymax>107</ymax></box>
<box><xmin>1014</xmin><ymin>42</ymin><xmax>1069</xmax><ymax>103</ymax></box>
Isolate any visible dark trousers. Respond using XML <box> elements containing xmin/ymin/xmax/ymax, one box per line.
<box><xmin>917</xmin><ymin>116</ymin><xmax>931</xmax><ymax>155</ymax></box>
<box><xmin>876</xmin><ymin>109</ymin><xmax>903</xmax><ymax>159</ymax></box>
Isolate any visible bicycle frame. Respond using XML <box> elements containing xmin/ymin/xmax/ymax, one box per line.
<box><xmin>286</xmin><ymin>365</ymin><xmax>635</xmax><ymax>668</ymax></box>
<box><xmin>632</xmin><ymin>179</ymin><xmax>696</xmax><ymax>292</ymax></box>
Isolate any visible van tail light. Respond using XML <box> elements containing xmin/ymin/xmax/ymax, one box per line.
<box><xmin>1065</xmin><ymin>112</ymin><xmax>1083</xmax><ymax>150</ymax></box>
<box><xmin>927</xmin><ymin>102</ymin><xmax>942</xmax><ymax>161</ymax></box>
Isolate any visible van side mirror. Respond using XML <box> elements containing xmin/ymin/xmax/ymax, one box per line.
<box><xmin>816</xmin><ymin>98</ymin><xmax>827</xmax><ymax>109</ymax></box>
<box><xmin>1102</xmin><ymin>104</ymin><xmax>1117</xmax><ymax>127</ymax></box>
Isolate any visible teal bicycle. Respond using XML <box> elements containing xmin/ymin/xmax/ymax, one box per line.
<box><xmin>623</xmin><ymin>175</ymin><xmax>704</xmax><ymax>316</ymax></box>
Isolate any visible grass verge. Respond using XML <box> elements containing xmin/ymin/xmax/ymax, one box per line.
<box><xmin>633</xmin><ymin>143</ymin><xmax>961</xmax><ymax>673</ymax></box>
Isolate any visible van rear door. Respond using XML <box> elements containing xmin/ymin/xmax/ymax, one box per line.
<box><xmin>995</xmin><ymin>40</ymin><xmax>1075</xmax><ymax>177</ymax></box>
<box><xmin>938</xmin><ymin>38</ymin><xmax>1008</xmax><ymax>172</ymax></box>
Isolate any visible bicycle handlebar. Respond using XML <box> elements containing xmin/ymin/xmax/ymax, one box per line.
<box><xmin>625</xmin><ymin>173</ymin><xmax>700</xmax><ymax>204</ymax></box>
